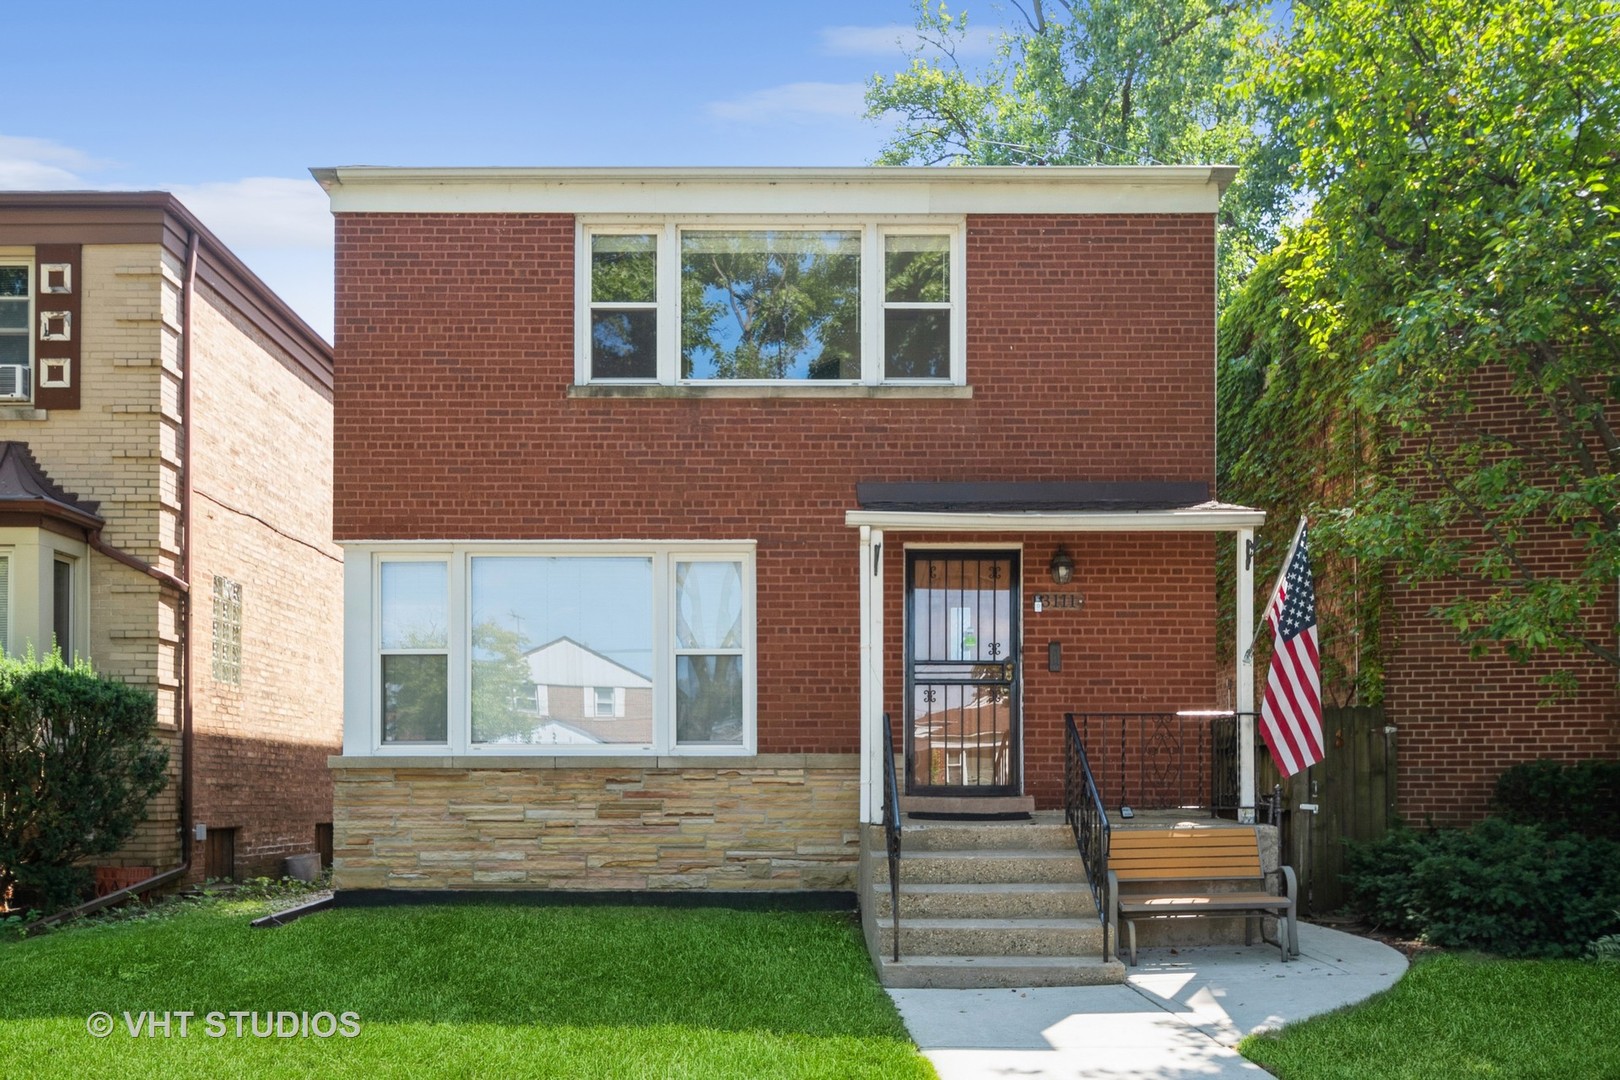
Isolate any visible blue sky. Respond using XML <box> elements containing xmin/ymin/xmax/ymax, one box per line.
<box><xmin>2</xmin><ymin>1</ymin><xmax>1013</xmax><ymax>339</ymax></box>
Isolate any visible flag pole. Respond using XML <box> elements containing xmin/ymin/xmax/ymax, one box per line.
<box><xmin>1244</xmin><ymin>514</ymin><xmax>1308</xmax><ymax>663</ymax></box>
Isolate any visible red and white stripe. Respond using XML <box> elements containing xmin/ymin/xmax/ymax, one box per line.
<box><xmin>1259</xmin><ymin>579</ymin><xmax>1324</xmax><ymax>777</ymax></box>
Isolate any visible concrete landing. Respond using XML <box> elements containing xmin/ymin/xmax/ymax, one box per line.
<box><xmin>889</xmin><ymin>920</ymin><xmax>1407</xmax><ymax>1079</ymax></box>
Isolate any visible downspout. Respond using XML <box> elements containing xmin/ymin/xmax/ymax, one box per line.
<box><xmin>177</xmin><ymin>230</ymin><xmax>199</xmax><ymax>879</ymax></box>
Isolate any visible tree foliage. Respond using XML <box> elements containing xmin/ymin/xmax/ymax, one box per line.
<box><xmin>0</xmin><ymin>653</ymin><xmax>168</xmax><ymax>912</ymax></box>
<box><xmin>1236</xmin><ymin>0</ymin><xmax>1620</xmax><ymax>690</ymax></box>
<box><xmin>865</xmin><ymin>0</ymin><xmax>1295</xmax><ymax>299</ymax></box>
<box><xmin>1218</xmin><ymin>225</ymin><xmax>1385</xmax><ymax>704</ymax></box>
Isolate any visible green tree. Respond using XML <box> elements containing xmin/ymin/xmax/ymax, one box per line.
<box><xmin>470</xmin><ymin>619</ymin><xmax>536</xmax><ymax>744</ymax></box>
<box><xmin>1237</xmin><ymin>0</ymin><xmax>1620</xmax><ymax>689</ymax></box>
<box><xmin>0</xmin><ymin>653</ymin><xmax>169</xmax><ymax>912</ymax></box>
<box><xmin>866</xmin><ymin>0</ymin><xmax>1294</xmax><ymax>299</ymax></box>
<box><xmin>681</xmin><ymin>231</ymin><xmax>861</xmax><ymax>380</ymax></box>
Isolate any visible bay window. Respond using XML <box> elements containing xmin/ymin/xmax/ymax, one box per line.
<box><xmin>359</xmin><ymin>544</ymin><xmax>755</xmax><ymax>754</ymax></box>
<box><xmin>576</xmin><ymin>221</ymin><xmax>964</xmax><ymax>387</ymax></box>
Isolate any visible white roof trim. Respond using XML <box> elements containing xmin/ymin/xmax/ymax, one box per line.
<box><xmin>310</xmin><ymin>165</ymin><xmax>1237</xmax><ymax>216</ymax></box>
<box><xmin>844</xmin><ymin>508</ymin><xmax>1266</xmax><ymax>533</ymax></box>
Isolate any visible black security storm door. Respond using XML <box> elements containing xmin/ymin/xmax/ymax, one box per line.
<box><xmin>904</xmin><ymin>551</ymin><xmax>1020</xmax><ymax>796</ymax></box>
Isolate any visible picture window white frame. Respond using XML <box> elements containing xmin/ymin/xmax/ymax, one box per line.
<box><xmin>348</xmin><ymin>542</ymin><xmax>757</xmax><ymax>757</ymax></box>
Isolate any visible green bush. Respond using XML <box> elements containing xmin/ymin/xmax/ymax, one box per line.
<box><xmin>0</xmin><ymin>653</ymin><xmax>169</xmax><ymax>913</ymax></box>
<box><xmin>1344</xmin><ymin>821</ymin><xmax>1432</xmax><ymax>936</ymax></box>
<box><xmin>1346</xmin><ymin>818</ymin><xmax>1620</xmax><ymax>957</ymax></box>
<box><xmin>1493</xmin><ymin>759</ymin><xmax>1620</xmax><ymax>839</ymax></box>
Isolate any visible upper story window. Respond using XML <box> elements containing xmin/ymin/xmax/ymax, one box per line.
<box><xmin>578</xmin><ymin>221</ymin><xmax>964</xmax><ymax>387</ymax></box>
<box><xmin>0</xmin><ymin>263</ymin><xmax>31</xmax><ymax>402</ymax></box>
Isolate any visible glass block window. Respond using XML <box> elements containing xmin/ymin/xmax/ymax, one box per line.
<box><xmin>211</xmin><ymin>575</ymin><xmax>243</xmax><ymax>685</ymax></box>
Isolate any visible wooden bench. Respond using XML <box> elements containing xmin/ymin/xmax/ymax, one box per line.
<box><xmin>1106</xmin><ymin>827</ymin><xmax>1298</xmax><ymax>965</ymax></box>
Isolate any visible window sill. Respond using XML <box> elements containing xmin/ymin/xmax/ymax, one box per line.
<box><xmin>329</xmin><ymin>752</ymin><xmax>859</xmax><ymax>771</ymax></box>
<box><xmin>0</xmin><ymin>406</ymin><xmax>47</xmax><ymax>421</ymax></box>
<box><xmin>568</xmin><ymin>384</ymin><xmax>972</xmax><ymax>401</ymax></box>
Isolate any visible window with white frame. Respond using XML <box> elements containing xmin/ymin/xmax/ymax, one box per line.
<box><xmin>578</xmin><ymin>222</ymin><xmax>963</xmax><ymax>386</ymax></box>
<box><xmin>0</xmin><ymin>263</ymin><xmax>31</xmax><ymax>402</ymax></box>
<box><xmin>379</xmin><ymin>560</ymin><xmax>450</xmax><ymax>743</ymax></box>
<box><xmin>370</xmin><ymin>545</ymin><xmax>753</xmax><ymax>753</ymax></box>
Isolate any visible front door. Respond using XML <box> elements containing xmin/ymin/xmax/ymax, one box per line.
<box><xmin>905</xmin><ymin>551</ymin><xmax>1020</xmax><ymax>796</ymax></box>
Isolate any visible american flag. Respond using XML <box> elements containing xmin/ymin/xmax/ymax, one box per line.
<box><xmin>1260</xmin><ymin>522</ymin><xmax>1324</xmax><ymax>776</ymax></box>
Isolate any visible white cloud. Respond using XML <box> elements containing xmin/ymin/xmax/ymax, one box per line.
<box><xmin>167</xmin><ymin>176</ymin><xmax>331</xmax><ymax>251</ymax></box>
<box><xmin>706</xmin><ymin>82</ymin><xmax>868</xmax><ymax>125</ymax></box>
<box><xmin>0</xmin><ymin>135</ymin><xmax>110</xmax><ymax>189</ymax></box>
<box><xmin>819</xmin><ymin>22</ymin><xmax>1002</xmax><ymax>58</ymax></box>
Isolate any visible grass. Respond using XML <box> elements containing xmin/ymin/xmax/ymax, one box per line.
<box><xmin>0</xmin><ymin>898</ymin><xmax>933</xmax><ymax>1079</ymax></box>
<box><xmin>1241</xmin><ymin>951</ymin><xmax>1620</xmax><ymax>1080</ymax></box>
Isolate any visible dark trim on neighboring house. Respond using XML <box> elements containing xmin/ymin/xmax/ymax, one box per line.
<box><xmin>855</xmin><ymin>480</ymin><xmax>1214</xmax><ymax>513</ymax></box>
<box><xmin>0</xmin><ymin>440</ymin><xmax>105</xmax><ymax>534</ymax></box>
<box><xmin>333</xmin><ymin>889</ymin><xmax>859</xmax><ymax>913</ymax></box>
<box><xmin>0</xmin><ymin>192</ymin><xmax>333</xmax><ymax>398</ymax></box>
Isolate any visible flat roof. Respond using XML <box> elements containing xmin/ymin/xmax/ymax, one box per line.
<box><xmin>310</xmin><ymin>165</ymin><xmax>1238</xmax><ymax>216</ymax></box>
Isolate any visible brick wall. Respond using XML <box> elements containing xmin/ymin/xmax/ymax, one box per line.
<box><xmin>1382</xmin><ymin>376</ymin><xmax>1620</xmax><ymax>825</ymax></box>
<box><xmin>333</xmin><ymin>211</ymin><xmax>1220</xmax><ymax>814</ymax></box>
<box><xmin>187</xmin><ymin>278</ymin><xmax>343</xmax><ymax>879</ymax></box>
<box><xmin>1</xmin><ymin>235</ymin><xmax>341</xmax><ymax>881</ymax></box>
<box><xmin>0</xmin><ymin>242</ymin><xmax>185</xmax><ymax>868</ymax></box>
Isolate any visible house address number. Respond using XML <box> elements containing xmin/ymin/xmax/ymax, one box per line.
<box><xmin>1032</xmin><ymin>593</ymin><xmax>1085</xmax><ymax>612</ymax></box>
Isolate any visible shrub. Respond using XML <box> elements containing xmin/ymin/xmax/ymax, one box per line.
<box><xmin>1344</xmin><ymin>822</ymin><xmax>1432</xmax><ymax>936</ymax></box>
<box><xmin>0</xmin><ymin>653</ymin><xmax>169</xmax><ymax>913</ymax></box>
<box><xmin>1346</xmin><ymin>818</ymin><xmax>1620</xmax><ymax>958</ymax></box>
<box><xmin>1493</xmin><ymin>759</ymin><xmax>1620</xmax><ymax>840</ymax></box>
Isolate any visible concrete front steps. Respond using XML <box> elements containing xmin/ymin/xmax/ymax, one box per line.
<box><xmin>863</xmin><ymin>815</ymin><xmax>1126</xmax><ymax>988</ymax></box>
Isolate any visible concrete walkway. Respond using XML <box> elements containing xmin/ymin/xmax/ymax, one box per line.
<box><xmin>888</xmin><ymin>922</ymin><xmax>1407</xmax><ymax>1079</ymax></box>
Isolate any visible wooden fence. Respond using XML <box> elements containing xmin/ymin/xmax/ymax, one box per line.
<box><xmin>1260</xmin><ymin>706</ymin><xmax>1397</xmax><ymax>915</ymax></box>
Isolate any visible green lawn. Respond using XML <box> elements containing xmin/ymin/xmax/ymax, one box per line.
<box><xmin>0</xmin><ymin>899</ymin><xmax>933</xmax><ymax>1079</ymax></box>
<box><xmin>1241</xmin><ymin>952</ymin><xmax>1620</xmax><ymax>1080</ymax></box>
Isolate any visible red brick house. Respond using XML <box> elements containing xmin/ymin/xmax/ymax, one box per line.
<box><xmin>316</xmin><ymin>167</ymin><xmax>1267</xmax><ymax>919</ymax></box>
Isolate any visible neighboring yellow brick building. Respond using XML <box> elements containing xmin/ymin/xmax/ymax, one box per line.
<box><xmin>0</xmin><ymin>193</ymin><xmax>340</xmax><ymax>885</ymax></box>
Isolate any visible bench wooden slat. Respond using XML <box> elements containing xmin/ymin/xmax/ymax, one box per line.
<box><xmin>1111</xmin><ymin>833</ymin><xmax>1259</xmax><ymax>850</ymax></box>
<box><xmin>1115</xmin><ymin>867</ymin><xmax>1263</xmax><ymax>881</ymax></box>
<box><xmin>1111</xmin><ymin>853</ymin><xmax>1262</xmax><ymax>869</ymax></box>
<box><xmin>1119</xmin><ymin>894</ymin><xmax>1290</xmax><ymax>913</ymax></box>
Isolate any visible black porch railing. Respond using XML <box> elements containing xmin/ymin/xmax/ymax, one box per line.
<box><xmin>881</xmin><ymin>711</ymin><xmax>903</xmax><ymax>962</ymax></box>
<box><xmin>1063</xmin><ymin>714</ymin><xmax>1111</xmax><ymax>962</ymax></box>
<box><xmin>1074</xmin><ymin>711</ymin><xmax>1266</xmax><ymax>815</ymax></box>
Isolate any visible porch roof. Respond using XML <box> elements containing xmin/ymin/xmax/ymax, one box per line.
<box><xmin>846</xmin><ymin>481</ymin><xmax>1264</xmax><ymax>532</ymax></box>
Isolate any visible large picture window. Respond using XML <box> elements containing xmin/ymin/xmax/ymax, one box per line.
<box><xmin>577</xmin><ymin>221</ymin><xmax>963</xmax><ymax>387</ymax></box>
<box><xmin>364</xmin><ymin>545</ymin><xmax>754</xmax><ymax>754</ymax></box>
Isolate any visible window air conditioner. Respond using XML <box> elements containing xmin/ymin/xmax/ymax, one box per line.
<box><xmin>0</xmin><ymin>365</ymin><xmax>29</xmax><ymax>402</ymax></box>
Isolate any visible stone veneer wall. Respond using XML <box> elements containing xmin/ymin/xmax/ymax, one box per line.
<box><xmin>331</xmin><ymin>756</ymin><xmax>860</xmax><ymax>892</ymax></box>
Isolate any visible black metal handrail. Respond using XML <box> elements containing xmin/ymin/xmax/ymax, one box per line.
<box><xmin>881</xmin><ymin>711</ymin><xmax>903</xmax><ymax>962</ymax></box>
<box><xmin>1064</xmin><ymin>713</ymin><xmax>1111</xmax><ymax>962</ymax></box>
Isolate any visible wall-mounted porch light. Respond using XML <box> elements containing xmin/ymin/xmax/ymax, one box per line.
<box><xmin>1048</xmin><ymin>546</ymin><xmax>1075</xmax><ymax>586</ymax></box>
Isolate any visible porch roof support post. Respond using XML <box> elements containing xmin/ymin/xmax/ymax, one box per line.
<box><xmin>1236</xmin><ymin>525</ymin><xmax>1258</xmax><ymax>823</ymax></box>
<box><xmin>858</xmin><ymin>526</ymin><xmax>885</xmax><ymax>824</ymax></box>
